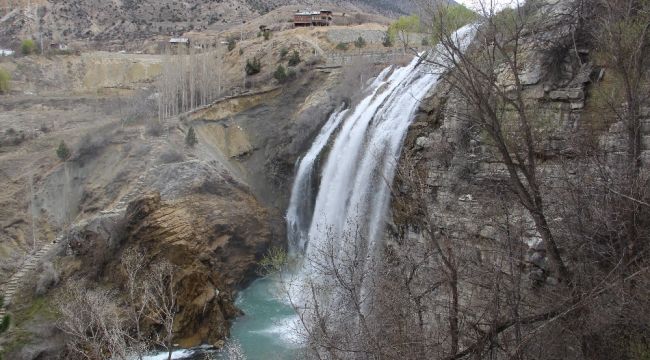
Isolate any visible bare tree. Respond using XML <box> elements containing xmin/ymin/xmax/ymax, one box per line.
<box><xmin>145</xmin><ymin>260</ymin><xmax>179</xmax><ymax>360</ymax></box>
<box><xmin>417</xmin><ymin>0</ymin><xmax>574</xmax><ymax>282</ymax></box>
<box><xmin>56</xmin><ymin>257</ymin><xmax>182</xmax><ymax>360</ymax></box>
<box><xmin>122</xmin><ymin>249</ymin><xmax>151</xmax><ymax>360</ymax></box>
<box><xmin>56</xmin><ymin>282</ymin><xmax>129</xmax><ymax>360</ymax></box>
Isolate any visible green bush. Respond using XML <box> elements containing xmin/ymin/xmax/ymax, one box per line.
<box><xmin>274</xmin><ymin>64</ymin><xmax>287</xmax><ymax>83</ymax></box>
<box><xmin>185</xmin><ymin>127</ymin><xmax>198</xmax><ymax>147</ymax></box>
<box><xmin>382</xmin><ymin>33</ymin><xmax>394</xmax><ymax>47</ymax></box>
<box><xmin>21</xmin><ymin>39</ymin><xmax>37</xmax><ymax>55</ymax></box>
<box><xmin>263</xmin><ymin>30</ymin><xmax>271</xmax><ymax>40</ymax></box>
<box><xmin>0</xmin><ymin>296</ymin><xmax>9</xmax><ymax>332</ymax></box>
<box><xmin>227</xmin><ymin>37</ymin><xmax>237</xmax><ymax>51</ymax></box>
<box><xmin>56</xmin><ymin>141</ymin><xmax>71</xmax><ymax>161</ymax></box>
<box><xmin>279</xmin><ymin>47</ymin><xmax>289</xmax><ymax>60</ymax></box>
<box><xmin>336</xmin><ymin>42</ymin><xmax>349</xmax><ymax>51</ymax></box>
<box><xmin>0</xmin><ymin>295</ymin><xmax>9</xmax><ymax>360</ymax></box>
<box><xmin>0</xmin><ymin>69</ymin><xmax>10</xmax><ymax>94</ymax></box>
<box><xmin>388</xmin><ymin>15</ymin><xmax>420</xmax><ymax>48</ymax></box>
<box><xmin>257</xmin><ymin>247</ymin><xmax>289</xmax><ymax>275</ymax></box>
<box><xmin>245</xmin><ymin>57</ymin><xmax>261</xmax><ymax>75</ymax></box>
<box><xmin>287</xmin><ymin>50</ymin><xmax>301</xmax><ymax>66</ymax></box>
<box><xmin>421</xmin><ymin>37</ymin><xmax>430</xmax><ymax>46</ymax></box>
<box><xmin>354</xmin><ymin>36</ymin><xmax>367</xmax><ymax>48</ymax></box>
<box><xmin>430</xmin><ymin>4</ymin><xmax>478</xmax><ymax>44</ymax></box>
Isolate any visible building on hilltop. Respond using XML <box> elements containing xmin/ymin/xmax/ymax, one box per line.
<box><xmin>169</xmin><ymin>37</ymin><xmax>190</xmax><ymax>48</ymax></box>
<box><xmin>293</xmin><ymin>10</ymin><xmax>332</xmax><ymax>27</ymax></box>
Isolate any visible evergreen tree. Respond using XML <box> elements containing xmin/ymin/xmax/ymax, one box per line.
<box><xmin>382</xmin><ymin>32</ymin><xmax>393</xmax><ymax>47</ymax></box>
<box><xmin>354</xmin><ymin>36</ymin><xmax>367</xmax><ymax>48</ymax></box>
<box><xmin>273</xmin><ymin>65</ymin><xmax>288</xmax><ymax>83</ymax></box>
<box><xmin>245</xmin><ymin>57</ymin><xmax>261</xmax><ymax>75</ymax></box>
<box><xmin>288</xmin><ymin>50</ymin><xmax>301</xmax><ymax>66</ymax></box>
<box><xmin>56</xmin><ymin>140</ymin><xmax>71</xmax><ymax>161</ymax></box>
<box><xmin>185</xmin><ymin>127</ymin><xmax>198</xmax><ymax>148</ymax></box>
<box><xmin>227</xmin><ymin>37</ymin><xmax>236</xmax><ymax>51</ymax></box>
<box><xmin>279</xmin><ymin>47</ymin><xmax>289</xmax><ymax>60</ymax></box>
<box><xmin>0</xmin><ymin>295</ymin><xmax>10</xmax><ymax>360</ymax></box>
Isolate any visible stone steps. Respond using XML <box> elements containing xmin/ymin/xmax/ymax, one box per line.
<box><xmin>1</xmin><ymin>239</ymin><xmax>59</xmax><ymax>315</ymax></box>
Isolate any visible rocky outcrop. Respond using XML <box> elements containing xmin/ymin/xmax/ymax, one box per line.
<box><xmin>393</xmin><ymin>3</ymin><xmax>603</xmax><ymax>285</ymax></box>
<box><xmin>58</xmin><ymin>159</ymin><xmax>282</xmax><ymax>347</ymax></box>
<box><xmin>191</xmin><ymin>70</ymin><xmax>344</xmax><ymax>209</ymax></box>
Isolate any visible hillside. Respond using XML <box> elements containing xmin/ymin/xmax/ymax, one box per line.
<box><xmin>0</xmin><ymin>0</ymin><xmax>415</xmax><ymax>47</ymax></box>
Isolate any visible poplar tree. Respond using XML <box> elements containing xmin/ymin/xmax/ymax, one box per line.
<box><xmin>185</xmin><ymin>127</ymin><xmax>198</xmax><ymax>148</ymax></box>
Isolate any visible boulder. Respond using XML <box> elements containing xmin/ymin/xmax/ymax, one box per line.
<box><xmin>415</xmin><ymin>136</ymin><xmax>434</xmax><ymax>149</ymax></box>
<box><xmin>548</xmin><ymin>88</ymin><xmax>584</xmax><ymax>101</ymax></box>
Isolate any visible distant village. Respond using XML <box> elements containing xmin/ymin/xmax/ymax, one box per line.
<box><xmin>165</xmin><ymin>9</ymin><xmax>334</xmax><ymax>51</ymax></box>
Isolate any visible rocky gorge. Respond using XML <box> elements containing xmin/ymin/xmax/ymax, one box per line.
<box><xmin>0</xmin><ymin>0</ymin><xmax>649</xmax><ymax>359</ymax></box>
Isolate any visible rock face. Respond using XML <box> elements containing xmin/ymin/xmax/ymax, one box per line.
<box><xmin>191</xmin><ymin>70</ymin><xmax>344</xmax><ymax>210</ymax></box>
<box><xmin>393</xmin><ymin>0</ymin><xmax>647</xmax><ymax>291</ymax></box>
<box><xmin>60</xmin><ymin>159</ymin><xmax>282</xmax><ymax>347</ymax></box>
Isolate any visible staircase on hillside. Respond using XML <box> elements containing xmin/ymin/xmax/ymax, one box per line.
<box><xmin>0</xmin><ymin>237</ymin><xmax>60</xmax><ymax>317</ymax></box>
<box><xmin>0</xmin><ymin>121</ymin><xmax>179</xmax><ymax>316</ymax></box>
<box><xmin>102</xmin><ymin>120</ymin><xmax>174</xmax><ymax>215</ymax></box>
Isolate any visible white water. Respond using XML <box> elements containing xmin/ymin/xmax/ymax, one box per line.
<box><xmin>287</xmin><ymin>24</ymin><xmax>477</xmax><ymax>310</ymax></box>
<box><xmin>221</xmin><ymin>24</ymin><xmax>478</xmax><ymax>359</ymax></box>
<box><xmin>286</xmin><ymin>66</ymin><xmax>394</xmax><ymax>256</ymax></box>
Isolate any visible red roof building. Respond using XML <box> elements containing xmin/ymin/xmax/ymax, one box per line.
<box><xmin>294</xmin><ymin>10</ymin><xmax>332</xmax><ymax>27</ymax></box>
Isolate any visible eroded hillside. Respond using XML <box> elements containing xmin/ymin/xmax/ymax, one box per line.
<box><xmin>0</xmin><ymin>12</ymin><xmax>402</xmax><ymax>358</ymax></box>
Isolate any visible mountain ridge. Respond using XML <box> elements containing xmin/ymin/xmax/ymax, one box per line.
<box><xmin>0</xmin><ymin>0</ymin><xmax>417</xmax><ymax>46</ymax></box>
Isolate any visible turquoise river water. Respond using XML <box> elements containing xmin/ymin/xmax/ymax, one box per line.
<box><xmin>226</xmin><ymin>277</ymin><xmax>303</xmax><ymax>359</ymax></box>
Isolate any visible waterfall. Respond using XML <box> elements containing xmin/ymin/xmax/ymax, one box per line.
<box><xmin>285</xmin><ymin>23</ymin><xmax>477</xmax><ymax>322</ymax></box>
<box><xmin>286</xmin><ymin>66</ymin><xmax>395</xmax><ymax>257</ymax></box>
<box><xmin>285</xmin><ymin>105</ymin><xmax>349</xmax><ymax>256</ymax></box>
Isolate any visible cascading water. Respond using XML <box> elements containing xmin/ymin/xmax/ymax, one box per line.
<box><xmin>285</xmin><ymin>105</ymin><xmax>349</xmax><ymax>256</ymax></box>
<box><xmin>224</xmin><ymin>24</ymin><xmax>477</xmax><ymax>359</ymax></box>
<box><xmin>286</xmin><ymin>66</ymin><xmax>395</xmax><ymax>256</ymax></box>
<box><xmin>286</xmin><ymin>24</ymin><xmax>477</xmax><ymax>318</ymax></box>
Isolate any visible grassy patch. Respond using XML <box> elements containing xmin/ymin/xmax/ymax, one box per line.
<box><xmin>13</xmin><ymin>296</ymin><xmax>58</xmax><ymax>326</ymax></box>
<box><xmin>2</xmin><ymin>327</ymin><xmax>33</xmax><ymax>355</ymax></box>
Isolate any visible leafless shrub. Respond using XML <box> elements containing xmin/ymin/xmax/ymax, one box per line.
<box><xmin>56</xmin><ymin>255</ymin><xmax>182</xmax><ymax>360</ymax></box>
<box><xmin>132</xmin><ymin>143</ymin><xmax>152</xmax><ymax>157</ymax></box>
<box><xmin>0</xmin><ymin>128</ymin><xmax>28</xmax><ymax>147</ymax></box>
<box><xmin>304</xmin><ymin>55</ymin><xmax>324</xmax><ymax>67</ymax></box>
<box><xmin>75</xmin><ymin>122</ymin><xmax>120</xmax><ymax>160</ymax></box>
<box><xmin>56</xmin><ymin>282</ymin><xmax>129</xmax><ymax>360</ymax></box>
<box><xmin>222</xmin><ymin>340</ymin><xmax>246</xmax><ymax>360</ymax></box>
<box><xmin>145</xmin><ymin>119</ymin><xmax>164</xmax><ymax>137</ymax></box>
<box><xmin>120</xmin><ymin>90</ymin><xmax>157</xmax><ymax>125</ymax></box>
<box><xmin>157</xmin><ymin>147</ymin><xmax>185</xmax><ymax>164</ymax></box>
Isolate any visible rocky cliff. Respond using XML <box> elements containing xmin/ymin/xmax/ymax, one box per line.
<box><xmin>388</xmin><ymin>1</ymin><xmax>650</xmax><ymax>357</ymax></box>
